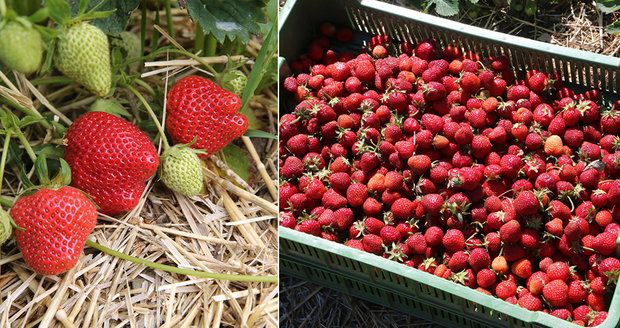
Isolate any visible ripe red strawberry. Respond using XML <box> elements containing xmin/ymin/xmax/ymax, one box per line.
<box><xmin>592</xmin><ymin>232</ymin><xmax>617</xmax><ymax>256</ymax></box>
<box><xmin>391</xmin><ymin>198</ymin><xmax>414</xmax><ymax>219</ymax></box>
<box><xmin>567</xmin><ymin>280</ymin><xmax>588</xmax><ymax>304</ymax></box>
<box><xmin>362</xmin><ymin>234</ymin><xmax>384</xmax><ymax>254</ymax></box>
<box><xmin>380</xmin><ymin>225</ymin><xmax>401</xmax><ymax>244</ymax></box>
<box><xmin>296</xmin><ymin>219</ymin><xmax>321</xmax><ymax>236</ymax></box>
<box><xmin>460</xmin><ymin>72</ymin><xmax>480</xmax><ymax>93</ymax></box>
<box><xmin>527</xmin><ymin>271</ymin><xmax>549</xmax><ymax>296</ymax></box>
<box><xmin>543</xmin><ymin>280</ymin><xmax>569</xmax><ymax>307</ymax></box>
<box><xmin>447</xmin><ymin>251</ymin><xmax>469</xmax><ymax>271</ymax></box>
<box><xmin>10</xmin><ymin>187</ymin><xmax>97</xmax><ymax>275</ymax></box>
<box><xmin>476</xmin><ymin>268</ymin><xmax>496</xmax><ymax>288</ymax></box>
<box><xmin>496</xmin><ymin>280</ymin><xmax>517</xmax><ymax>300</ymax></box>
<box><xmin>415</xmin><ymin>41</ymin><xmax>436</xmax><ymax>61</ymax></box>
<box><xmin>527</xmin><ymin>72</ymin><xmax>549</xmax><ymax>93</ymax></box>
<box><xmin>598</xmin><ymin>257</ymin><xmax>620</xmax><ymax>282</ymax></box>
<box><xmin>421</xmin><ymin>194</ymin><xmax>444</xmax><ymax>215</ymax></box>
<box><xmin>408</xmin><ymin>155</ymin><xmax>432</xmax><ymax>175</ymax></box>
<box><xmin>424</xmin><ymin>226</ymin><xmax>444</xmax><ymax>247</ymax></box>
<box><xmin>500</xmin><ymin>220</ymin><xmax>521</xmax><ymax>244</ymax></box>
<box><xmin>406</xmin><ymin>233</ymin><xmax>427</xmax><ymax>255</ymax></box>
<box><xmin>572</xmin><ymin>305</ymin><xmax>592</xmax><ymax>323</ymax></box>
<box><xmin>469</xmin><ymin>247</ymin><xmax>491</xmax><ymax>271</ymax></box>
<box><xmin>359</xmin><ymin>217</ymin><xmax>381</xmax><ymax>236</ymax></box>
<box><xmin>587</xmin><ymin>292</ymin><xmax>605</xmax><ymax>311</ymax></box>
<box><xmin>517</xmin><ymin>293</ymin><xmax>543</xmax><ymax>311</ymax></box>
<box><xmin>514</xmin><ymin>190</ymin><xmax>539</xmax><ymax>216</ymax></box>
<box><xmin>65</xmin><ymin>112</ymin><xmax>160</xmax><ymax>215</ymax></box>
<box><xmin>166</xmin><ymin>75</ymin><xmax>248</xmax><ymax>156</ymax></box>
<box><xmin>346</xmin><ymin>183</ymin><xmax>368</xmax><ymax>207</ymax></box>
<box><xmin>345</xmin><ymin>239</ymin><xmax>365</xmax><ymax>251</ymax></box>
<box><xmin>442</xmin><ymin>229</ymin><xmax>465</xmax><ymax>252</ymax></box>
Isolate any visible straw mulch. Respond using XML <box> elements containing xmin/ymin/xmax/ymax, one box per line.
<box><xmin>0</xmin><ymin>9</ymin><xmax>278</xmax><ymax>328</ymax></box>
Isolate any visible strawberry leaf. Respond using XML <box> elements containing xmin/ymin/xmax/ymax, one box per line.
<box><xmin>607</xmin><ymin>18</ymin><xmax>620</xmax><ymax>34</ymax></box>
<box><xmin>222</xmin><ymin>144</ymin><xmax>251</xmax><ymax>182</ymax></box>
<box><xmin>184</xmin><ymin>0</ymin><xmax>268</xmax><ymax>43</ymax></box>
<box><xmin>597</xmin><ymin>0</ymin><xmax>620</xmax><ymax>14</ymax></box>
<box><xmin>45</xmin><ymin>0</ymin><xmax>72</xmax><ymax>25</ymax></box>
<box><xmin>427</xmin><ymin>0</ymin><xmax>459</xmax><ymax>17</ymax></box>
<box><xmin>67</xmin><ymin>0</ymin><xmax>139</xmax><ymax>35</ymax></box>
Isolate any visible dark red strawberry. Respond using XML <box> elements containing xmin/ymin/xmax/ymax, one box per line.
<box><xmin>166</xmin><ymin>75</ymin><xmax>248</xmax><ymax>156</ymax></box>
<box><xmin>65</xmin><ymin>112</ymin><xmax>159</xmax><ymax>215</ymax></box>
<box><xmin>11</xmin><ymin>187</ymin><xmax>97</xmax><ymax>275</ymax></box>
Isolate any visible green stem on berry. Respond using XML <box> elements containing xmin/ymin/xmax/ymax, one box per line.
<box><xmin>150</xmin><ymin>5</ymin><xmax>160</xmax><ymax>53</ymax></box>
<box><xmin>139</xmin><ymin>1</ymin><xmax>147</xmax><ymax>74</ymax></box>
<box><xmin>124</xmin><ymin>84</ymin><xmax>170</xmax><ymax>150</ymax></box>
<box><xmin>0</xmin><ymin>130</ymin><xmax>12</xmax><ymax>192</ymax></box>
<box><xmin>134</xmin><ymin>78</ymin><xmax>155</xmax><ymax>97</ymax></box>
<box><xmin>194</xmin><ymin>23</ymin><xmax>205</xmax><ymax>54</ymax></box>
<box><xmin>14</xmin><ymin>129</ymin><xmax>36</xmax><ymax>162</ymax></box>
<box><xmin>205</xmin><ymin>33</ymin><xmax>217</xmax><ymax>57</ymax></box>
<box><xmin>164</xmin><ymin>0</ymin><xmax>173</xmax><ymax>37</ymax></box>
<box><xmin>85</xmin><ymin>239</ymin><xmax>278</xmax><ymax>283</ymax></box>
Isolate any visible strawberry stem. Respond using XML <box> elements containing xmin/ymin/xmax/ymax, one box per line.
<box><xmin>85</xmin><ymin>239</ymin><xmax>278</xmax><ymax>283</ymax></box>
<box><xmin>0</xmin><ymin>130</ymin><xmax>12</xmax><ymax>192</ymax></box>
<box><xmin>14</xmin><ymin>129</ymin><xmax>36</xmax><ymax>162</ymax></box>
<box><xmin>124</xmin><ymin>84</ymin><xmax>170</xmax><ymax>150</ymax></box>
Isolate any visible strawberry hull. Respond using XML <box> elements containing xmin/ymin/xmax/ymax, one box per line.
<box><xmin>279</xmin><ymin>0</ymin><xmax>620</xmax><ymax>327</ymax></box>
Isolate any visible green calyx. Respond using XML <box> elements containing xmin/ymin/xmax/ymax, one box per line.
<box><xmin>160</xmin><ymin>145</ymin><xmax>205</xmax><ymax>197</ymax></box>
<box><xmin>0</xmin><ymin>19</ymin><xmax>43</xmax><ymax>74</ymax></box>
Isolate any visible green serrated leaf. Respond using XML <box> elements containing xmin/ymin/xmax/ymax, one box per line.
<box><xmin>429</xmin><ymin>0</ymin><xmax>460</xmax><ymax>16</ymax></box>
<box><xmin>240</xmin><ymin>18</ymin><xmax>276</xmax><ymax>130</ymax></box>
<box><xmin>185</xmin><ymin>0</ymin><xmax>268</xmax><ymax>43</ymax></box>
<box><xmin>222</xmin><ymin>144</ymin><xmax>251</xmax><ymax>182</ymax></box>
<box><xmin>244</xmin><ymin>128</ymin><xmax>276</xmax><ymax>139</ymax></box>
<box><xmin>45</xmin><ymin>0</ymin><xmax>72</xmax><ymax>25</ymax></box>
<box><xmin>68</xmin><ymin>0</ymin><xmax>139</xmax><ymax>35</ymax></box>
<box><xmin>607</xmin><ymin>19</ymin><xmax>620</xmax><ymax>34</ymax></box>
<box><xmin>597</xmin><ymin>0</ymin><xmax>620</xmax><ymax>14</ymax></box>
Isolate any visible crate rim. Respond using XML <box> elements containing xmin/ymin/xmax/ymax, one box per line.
<box><xmin>278</xmin><ymin>0</ymin><xmax>620</xmax><ymax>70</ymax></box>
<box><xmin>281</xmin><ymin>227</ymin><xmax>620</xmax><ymax>328</ymax></box>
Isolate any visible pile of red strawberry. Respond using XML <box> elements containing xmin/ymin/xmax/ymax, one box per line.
<box><xmin>279</xmin><ymin>22</ymin><xmax>620</xmax><ymax>326</ymax></box>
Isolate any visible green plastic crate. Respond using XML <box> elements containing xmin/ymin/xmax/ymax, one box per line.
<box><xmin>279</xmin><ymin>1</ymin><xmax>620</xmax><ymax>327</ymax></box>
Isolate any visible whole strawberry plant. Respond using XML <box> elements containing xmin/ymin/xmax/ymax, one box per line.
<box><xmin>0</xmin><ymin>0</ymin><xmax>277</xmax><ymax>324</ymax></box>
<box><xmin>280</xmin><ymin>22</ymin><xmax>620</xmax><ymax>327</ymax></box>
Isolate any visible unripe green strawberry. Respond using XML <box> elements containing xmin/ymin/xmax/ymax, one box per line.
<box><xmin>0</xmin><ymin>208</ymin><xmax>12</xmax><ymax>245</ymax></box>
<box><xmin>0</xmin><ymin>21</ymin><xmax>43</xmax><ymax>74</ymax></box>
<box><xmin>222</xmin><ymin>69</ymin><xmax>247</xmax><ymax>95</ymax></box>
<box><xmin>160</xmin><ymin>145</ymin><xmax>205</xmax><ymax>196</ymax></box>
<box><xmin>55</xmin><ymin>22</ymin><xmax>111</xmax><ymax>96</ymax></box>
